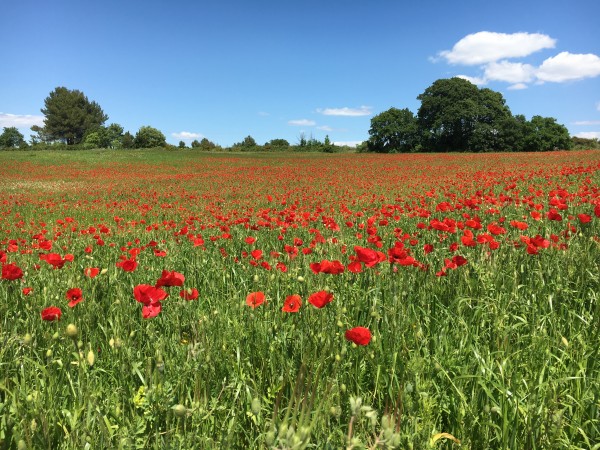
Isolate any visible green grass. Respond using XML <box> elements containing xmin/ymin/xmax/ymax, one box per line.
<box><xmin>0</xmin><ymin>149</ymin><xmax>599</xmax><ymax>449</ymax></box>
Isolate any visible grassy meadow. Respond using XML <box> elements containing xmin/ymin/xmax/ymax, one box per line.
<box><xmin>0</xmin><ymin>149</ymin><xmax>599</xmax><ymax>449</ymax></box>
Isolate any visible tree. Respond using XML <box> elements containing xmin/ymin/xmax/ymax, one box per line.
<box><xmin>523</xmin><ymin>116</ymin><xmax>572</xmax><ymax>151</ymax></box>
<box><xmin>368</xmin><ymin>107</ymin><xmax>419</xmax><ymax>152</ymax></box>
<box><xmin>417</xmin><ymin>78</ymin><xmax>483</xmax><ymax>152</ymax></box>
<box><xmin>40</xmin><ymin>87</ymin><xmax>108</xmax><ymax>145</ymax></box>
<box><xmin>134</xmin><ymin>126</ymin><xmax>166</xmax><ymax>148</ymax></box>
<box><xmin>178</xmin><ymin>141</ymin><xmax>186</xmax><ymax>149</ymax></box>
<box><xmin>0</xmin><ymin>127</ymin><xmax>27</xmax><ymax>149</ymax></box>
<box><xmin>121</xmin><ymin>131</ymin><xmax>135</xmax><ymax>149</ymax></box>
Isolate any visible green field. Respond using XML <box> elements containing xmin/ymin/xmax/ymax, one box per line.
<box><xmin>1</xmin><ymin>149</ymin><xmax>599</xmax><ymax>449</ymax></box>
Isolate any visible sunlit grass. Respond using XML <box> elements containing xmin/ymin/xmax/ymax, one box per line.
<box><xmin>1</xmin><ymin>149</ymin><xmax>599</xmax><ymax>449</ymax></box>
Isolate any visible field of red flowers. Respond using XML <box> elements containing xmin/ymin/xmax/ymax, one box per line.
<box><xmin>1</xmin><ymin>149</ymin><xmax>599</xmax><ymax>449</ymax></box>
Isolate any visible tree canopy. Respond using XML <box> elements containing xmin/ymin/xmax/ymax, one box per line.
<box><xmin>39</xmin><ymin>87</ymin><xmax>108</xmax><ymax>145</ymax></box>
<box><xmin>367</xmin><ymin>78</ymin><xmax>572</xmax><ymax>153</ymax></box>
<box><xmin>368</xmin><ymin>108</ymin><xmax>419</xmax><ymax>153</ymax></box>
<box><xmin>134</xmin><ymin>126</ymin><xmax>166</xmax><ymax>148</ymax></box>
<box><xmin>0</xmin><ymin>127</ymin><xmax>26</xmax><ymax>149</ymax></box>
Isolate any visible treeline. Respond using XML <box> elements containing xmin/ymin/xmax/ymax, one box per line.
<box><xmin>0</xmin><ymin>87</ymin><xmax>348</xmax><ymax>152</ymax></box>
<box><xmin>1</xmin><ymin>82</ymin><xmax>598</xmax><ymax>152</ymax></box>
<box><xmin>363</xmin><ymin>77</ymin><xmax>582</xmax><ymax>153</ymax></box>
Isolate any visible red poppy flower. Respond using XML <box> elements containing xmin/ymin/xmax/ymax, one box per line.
<box><xmin>142</xmin><ymin>302</ymin><xmax>162</xmax><ymax>319</ymax></box>
<box><xmin>41</xmin><ymin>306</ymin><xmax>62</xmax><ymax>321</ymax></box>
<box><xmin>246</xmin><ymin>291</ymin><xmax>265</xmax><ymax>309</ymax></box>
<box><xmin>133</xmin><ymin>284</ymin><xmax>168</xmax><ymax>305</ymax></box>
<box><xmin>179</xmin><ymin>288</ymin><xmax>199</xmax><ymax>301</ymax></box>
<box><xmin>117</xmin><ymin>258</ymin><xmax>138</xmax><ymax>272</ymax></box>
<box><xmin>578</xmin><ymin>213</ymin><xmax>591</xmax><ymax>224</ymax></box>
<box><xmin>66</xmin><ymin>288</ymin><xmax>84</xmax><ymax>308</ymax></box>
<box><xmin>155</xmin><ymin>270</ymin><xmax>185</xmax><ymax>287</ymax></box>
<box><xmin>250</xmin><ymin>249</ymin><xmax>263</xmax><ymax>260</ymax></box>
<box><xmin>346</xmin><ymin>261</ymin><xmax>363</xmax><ymax>273</ymax></box>
<box><xmin>22</xmin><ymin>287</ymin><xmax>33</xmax><ymax>296</ymax></box>
<box><xmin>43</xmin><ymin>253</ymin><xmax>67</xmax><ymax>269</ymax></box>
<box><xmin>345</xmin><ymin>327</ymin><xmax>371</xmax><ymax>346</ymax></box>
<box><xmin>308</xmin><ymin>290</ymin><xmax>333</xmax><ymax>308</ymax></box>
<box><xmin>244</xmin><ymin>236</ymin><xmax>256</xmax><ymax>245</ymax></box>
<box><xmin>310</xmin><ymin>260</ymin><xmax>345</xmax><ymax>274</ymax></box>
<box><xmin>354</xmin><ymin>246</ymin><xmax>385</xmax><ymax>267</ymax></box>
<box><xmin>282</xmin><ymin>294</ymin><xmax>302</xmax><ymax>313</ymax></box>
<box><xmin>1</xmin><ymin>263</ymin><xmax>23</xmax><ymax>280</ymax></box>
<box><xmin>84</xmin><ymin>267</ymin><xmax>100</xmax><ymax>278</ymax></box>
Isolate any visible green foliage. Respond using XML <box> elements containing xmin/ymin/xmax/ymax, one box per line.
<box><xmin>121</xmin><ymin>131</ymin><xmax>135</xmax><ymax>149</ymax></box>
<box><xmin>524</xmin><ymin>116</ymin><xmax>573</xmax><ymax>151</ymax></box>
<box><xmin>571</xmin><ymin>136</ymin><xmax>600</xmax><ymax>150</ymax></box>
<box><xmin>40</xmin><ymin>87</ymin><xmax>108</xmax><ymax>145</ymax></box>
<box><xmin>368</xmin><ymin>107</ymin><xmax>419</xmax><ymax>153</ymax></box>
<box><xmin>365</xmin><ymin>78</ymin><xmax>574</xmax><ymax>153</ymax></box>
<box><xmin>134</xmin><ymin>126</ymin><xmax>166</xmax><ymax>148</ymax></box>
<box><xmin>178</xmin><ymin>141</ymin><xmax>186</xmax><ymax>149</ymax></box>
<box><xmin>0</xmin><ymin>127</ymin><xmax>27</xmax><ymax>149</ymax></box>
<box><xmin>191</xmin><ymin>138</ymin><xmax>218</xmax><ymax>151</ymax></box>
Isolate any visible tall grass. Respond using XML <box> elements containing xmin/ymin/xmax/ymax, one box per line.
<box><xmin>0</xmin><ymin>149</ymin><xmax>599</xmax><ymax>449</ymax></box>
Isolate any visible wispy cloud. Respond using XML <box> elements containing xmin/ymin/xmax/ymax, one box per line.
<box><xmin>258</xmin><ymin>111</ymin><xmax>270</xmax><ymax>116</ymax></box>
<box><xmin>317</xmin><ymin>106</ymin><xmax>371</xmax><ymax>117</ymax></box>
<box><xmin>316</xmin><ymin>125</ymin><xmax>333</xmax><ymax>132</ymax></box>
<box><xmin>288</xmin><ymin>119</ymin><xmax>316</xmax><ymax>126</ymax></box>
<box><xmin>575</xmin><ymin>131</ymin><xmax>600</xmax><ymax>139</ymax></box>
<box><xmin>438</xmin><ymin>31</ymin><xmax>556</xmax><ymax>65</ymax></box>
<box><xmin>573</xmin><ymin>120</ymin><xmax>600</xmax><ymax>126</ymax></box>
<box><xmin>172</xmin><ymin>131</ymin><xmax>203</xmax><ymax>140</ymax></box>
<box><xmin>0</xmin><ymin>113</ymin><xmax>44</xmax><ymax>128</ymax></box>
<box><xmin>333</xmin><ymin>140</ymin><xmax>363</xmax><ymax>147</ymax></box>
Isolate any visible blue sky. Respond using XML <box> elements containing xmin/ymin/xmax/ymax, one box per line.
<box><xmin>1</xmin><ymin>0</ymin><xmax>599</xmax><ymax>146</ymax></box>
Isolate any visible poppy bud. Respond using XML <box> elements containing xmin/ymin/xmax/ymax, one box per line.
<box><xmin>66</xmin><ymin>323</ymin><xmax>78</xmax><ymax>338</ymax></box>
<box><xmin>173</xmin><ymin>404</ymin><xmax>187</xmax><ymax>418</ymax></box>
<box><xmin>23</xmin><ymin>333</ymin><xmax>32</xmax><ymax>345</ymax></box>
<box><xmin>87</xmin><ymin>349</ymin><xmax>95</xmax><ymax>367</ymax></box>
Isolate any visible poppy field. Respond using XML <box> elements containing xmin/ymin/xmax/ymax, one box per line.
<box><xmin>1</xmin><ymin>149</ymin><xmax>599</xmax><ymax>449</ymax></box>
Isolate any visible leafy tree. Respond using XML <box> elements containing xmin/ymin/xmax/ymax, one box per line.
<box><xmin>523</xmin><ymin>116</ymin><xmax>572</xmax><ymax>151</ymax></box>
<box><xmin>0</xmin><ymin>127</ymin><xmax>27</xmax><ymax>149</ymax></box>
<box><xmin>233</xmin><ymin>135</ymin><xmax>258</xmax><ymax>151</ymax></box>
<box><xmin>134</xmin><ymin>126</ymin><xmax>166</xmax><ymax>148</ymax></box>
<box><xmin>417</xmin><ymin>78</ymin><xmax>484</xmax><ymax>152</ymax></box>
<box><xmin>368</xmin><ymin>107</ymin><xmax>419</xmax><ymax>152</ymax></box>
<box><xmin>121</xmin><ymin>131</ymin><xmax>135</xmax><ymax>149</ymax></box>
<box><xmin>40</xmin><ymin>87</ymin><xmax>108</xmax><ymax>145</ymax></box>
<box><xmin>571</xmin><ymin>136</ymin><xmax>600</xmax><ymax>149</ymax></box>
<box><xmin>178</xmin><ymin>141</ymin><xmax>186</xmax><ymax>149</ymax></box>
<box><xmin>192</xmin><ymin>138</ymin><xmax>218</xmax><ymax>151</ymax></box>
<box><xmin>266</xmin><ymin>138</ymin><xmax>290</xmax><ymax>150</ymax></box>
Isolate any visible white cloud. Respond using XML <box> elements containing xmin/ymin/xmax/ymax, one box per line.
<box><xmin>537</xmin><ymin>52</ymin><xmax>600</xmax><ymax>82</ymax></box>
<box><xmin>507</xmin><ymin>83</ymin><xmax>528</xmax><ymax>90</ymax></box>
<box><xmin>317</xmin><ymin>106</ymin><xmax>372</xmax><ymax>117</ymax></box>
<box><xmin>258</xmin><ymin>111</ymin><xmax>270</xmax><ymax>116</ymax></box>
<box><xmin>172</xmin><ymin>131</ymin><xmax>203</xmax><ymax>140</ymax></box>
<box><xmin>484</xmin><ymin>60</ymin><xmax>536</xmax><ymax>84</ymax></box>
<box><xmin>439</xmin><ymin>31</ymin><xmax>556</xmax><ymax>65</ymax></box>
<box><xmin>288</xmin><ymin>119</ymin><xmax>316</xmax><ymax>126</ymax></box>
<box><xmin>573</xmin><ymin>120</ymin><xmax>600</xmax><ymax>126</ymax></box>
<box><xmin>456</xmin><ymin>74</ymin><xmax>487</xmax><ymax>86</ymax></box>
<box><xmin>333</xmin><ymin>140</ymin><xmax>363</xmax><ymax>147</ymax></box>
<box><xmin>597</xmin><ymin>102</ymin><xmax>600</xmax><ymax>111</ymax></box>
<box><xmin>575</xmin><ymin>131</ymin><xmax>600</xmax><ymax>139</ymax></box>
<box><xmin>0</xmin><ymin>113</ymin><xmax>44</xmax><ymax>128</ymax></box>
<box><xmin>317</xmin><ymin>125</ymin><xmax>333</xmax><ymax>132</ymax></box>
